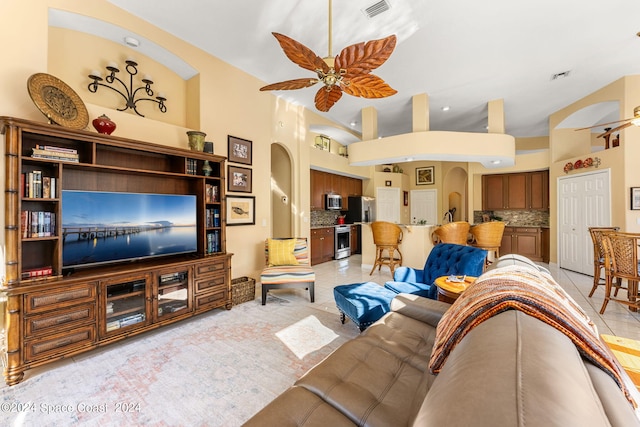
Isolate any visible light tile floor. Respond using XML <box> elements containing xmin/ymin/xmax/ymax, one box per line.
<box><xmin>266</xmin><ymin>255</ymin><xmax>640</xmax><ymax>341</ymax></box>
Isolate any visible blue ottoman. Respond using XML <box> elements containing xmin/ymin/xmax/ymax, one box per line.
<box><xmin>333</xmin><ymin>282</ymin><xmax>397</xmax><ymax>331</ymax></box>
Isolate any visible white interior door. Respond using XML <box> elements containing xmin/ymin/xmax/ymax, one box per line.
<box><xmin>376</xmin><ymin>187</ymin><xmax>401</xmax><ymax>223</ymax></box>
<box><xmin>558</xmin><ymin>170</ymin><xmax>611</xmax><ymax>275</ymax></box>
<box><xmin>410</xmin><ymin>189</ymin><xmax>438</xmax><ymax>224</ymax></box>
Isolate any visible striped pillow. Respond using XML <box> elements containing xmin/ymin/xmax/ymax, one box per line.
<box><xmin>268</xmin><ymin>238</ymin><xmax>299</xmax><ymax>266</ymax></box>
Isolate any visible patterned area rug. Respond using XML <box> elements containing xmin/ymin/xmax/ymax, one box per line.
<box><xmin>0</xmin><ymin>298</ymin><xmax>359</xmax><ymax>426</ymax></box>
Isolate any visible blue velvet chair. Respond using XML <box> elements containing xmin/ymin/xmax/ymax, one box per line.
<box><xmin>384</xmin><ymin>243</ymin><xmax>487</xmax><ymax>299</ymax></box>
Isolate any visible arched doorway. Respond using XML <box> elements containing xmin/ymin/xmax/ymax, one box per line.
<box><xmin>442</xmin><ymin>167</ymin><xmax>468</xmax><ymax>222</ymax></box>
<box><xmin>270</xmin><ymin>143</ymin><xmax>293</xmax><ymax>237</ymax></box>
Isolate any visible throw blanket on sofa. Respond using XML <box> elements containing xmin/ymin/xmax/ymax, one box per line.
<box><xmin>428</xmin><ymin>265</ymin><xmax>637</xmax><ymax>408</ymax></box>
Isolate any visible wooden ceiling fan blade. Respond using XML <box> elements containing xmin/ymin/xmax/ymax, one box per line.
<box><xmin>335</xmin><ymin>35</ymin><xmax>397</xmax><ymax>76</ymax></box>
<box><xmin>596</xmin><ymin>121</ymin><xmax>633</xmax><ymax>138</ymax></box>
<box><xmin>272</xmin><ymin>33</ymin><xmax>329</xmax><ymax>73</ymax></box>
<box><xmin>342</xmin><ymin>74</ymin><xmax>397</xmax><ymax>99</ymax></box>
<box><xmin>574</xmin><ymin>117</ymin><xmax>634</xmax><ymax>131</ymax></box>
<box><xmin>314</xmin><ymin>86</ymin><xmax>342</xmax><ymax>112</ymax></box>
<box><xmin>260</xmin><ymin>78</ymin><xmax>319</xmax><ymax>91</ymax></box>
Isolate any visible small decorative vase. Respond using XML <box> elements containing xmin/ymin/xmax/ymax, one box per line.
<box><xmin>202</xmin><ymin>160</ymin><xmax>212</xmax><ymax>176</ymax></box>
<box><xmin>92</xmin><ymin>114</ymin><xmax>116</xmax><ymax>135</ymax></box>
<box><xmin>187</xmin><ymin>131</ymin><xmax>206</xmax><ymax>151</ymax></box>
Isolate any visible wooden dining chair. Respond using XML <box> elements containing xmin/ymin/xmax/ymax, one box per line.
<box><xmin>599</xmin><ymin>232</ymin><xmax>639</xmax><ymax>314</ymax></box>
<box><xmin>587</xmin><ymin>226</ymin><xmax>619</xmax><ymax>298</ymax></box>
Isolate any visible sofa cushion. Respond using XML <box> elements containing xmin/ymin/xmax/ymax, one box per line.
<box><xmin>414</xmin><ymin>311</ymin><xmax>640</xmax><ymax>427</ymax></box>
<box><xmin>268</xmin><ymin>238</ymin><xmax>298</xmax><ymax>266</ymax></box>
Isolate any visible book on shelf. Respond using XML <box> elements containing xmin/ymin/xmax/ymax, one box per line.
<box><xmin>205</xmin><ymin>184</ymin><xmax>219</xmax><ymax>203</ymax></box>
<box><xmin>21</xmin><ymin>210</ymin><xmax>56</xmax><ymax>238</ymax></box>
<box><xmin>22</xmin><ymin>172</ymin><xmax>56</xmax><ymax>198</ymax></box>
<box><xmin>35</xmin><ymin>144</ymin><xmax>77</xmax><ymax>154</ymax></box>
<box><xmin>187</xmin><ymin>158</ymin><xmax>197</xmax><ymax>175</ymax></box>
<box><xmin>21</xmin><ymin>266</ymin><xmax>53</xmax><ymax>280</ymax></box>
<box><xmin>207</xmin><ymin>230</ymin><xmax>220</xmax><ymax>253</ymax></box>
<box><xmin>32</xmin><ymin>146</ymin><xmax>79</xmax><ymax>163</ymax></box>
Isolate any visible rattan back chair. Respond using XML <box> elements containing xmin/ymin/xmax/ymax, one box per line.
<box><xmin>432</xmin><ymin>221</ymin><xmax>470</xmax><ymax>246</ymax></box>
<box><xmin>598</xmin><ymin>232</ymin><xmax>638</xmax><ymax>314</ymax></box>
<box><xmin>369</xmin><ymin>221</ymin><xmax>403</xmax><ymax>276</ymax></box>
<box><xmin>587</xmin><ymin>226</ymin><xmax>620</xmax><ymax>298</ymax></box>
<box><xmin>469</xmin><ymin>221</ymin><xmax>506</xmax><ymax>262</ymax></box>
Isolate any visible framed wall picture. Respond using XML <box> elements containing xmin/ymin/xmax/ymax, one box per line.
<box><xmin>228</xmin><ymin>165</ymin><xmax>252</xmax><ymax>193</ymax></box>
<box><xmin>416</xmin><ymin>166</ymin><xmax>434</xmax><ymax>185</ymax></box>
<box><xmin>227</xmin><ymin>195</ymin><xmax>255</xmax><ymax>226</ymax></box>
<box><xmin>228</xmin><ymin>135</ymin><xmax>252</xmax><ymax>165</ymax></box>
<box><xmin>631</xmin><ymin>187</ymin><xmax>640</xmax><ymax>210</ymax></box>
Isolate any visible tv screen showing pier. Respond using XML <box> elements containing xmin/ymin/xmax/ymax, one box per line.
<box><xmin>61</xmin><ymin>190</ymin><xmax>198</xmax><ymax>268</ymax></box>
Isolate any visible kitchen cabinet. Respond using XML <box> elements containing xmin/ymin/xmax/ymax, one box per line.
<box><xmin>310</xmin><ymin>170</ymin><xmax>362</xmax><ymax>211</ymax></box>
<box><xmin>482</xmin><ymin>171</ymin><xmax>548</xmax><ymax>210</ymax></box>
<box><xmin>350</xmin><ymin>225</ymin><xmax>360</xmax><ymax>254</ymax></box>
<box><xmin>501</xmin><ymin>226</ymin><xmax>548</xmax><ymax>262</ymax></box>
<box><xmin>311</xmin><ymin>227</ymin><xmax>335</xmax><ymax>265</ymax></box>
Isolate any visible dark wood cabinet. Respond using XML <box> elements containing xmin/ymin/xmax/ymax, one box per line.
<box><xmin>350</xmin><ymin>225</ymin><xmax>360</xmax><ymax>254</ymax></box>
<box><xmin>311</xmin><ymin>227</ymin><xmax>334</xmax><ymax>265</ymax></box>
<box><xmin>483</xmin><ymin>171</ymin><xmax>548</xmax><ymax>210</ymax></box>
<box><xmin>310</xmin><ymin>169</ymin><xmax>362</xmax><ymax>211</ymax></box>
<box><xmin>2</xmin><ymin>116</ymin><xmax>232</xmax><ymax>386</ymax></box>
<box><xmin>501</xmin><ymin>226</ymin><xmax>548</xmax><ymax>262</ymax></box>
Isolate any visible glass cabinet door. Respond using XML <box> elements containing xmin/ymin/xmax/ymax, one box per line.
<box><xmin>103</xmin><ymin>275</ymin><xmax>149</xmax><ymax>336</ymax></box>
<box><xmin>156</xmin><ymin>269</ymin><xmax>192</xmax><ymax>320</ymax></box>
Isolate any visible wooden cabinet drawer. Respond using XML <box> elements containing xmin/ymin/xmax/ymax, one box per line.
<box><xmin>25</xmin><ymin>283</ymin><xmax>97</xmax><ymax>314</ymax></box>
<box><xmin>24</xmin><ymin>325</ymin><xmax>96</xmax><ymax>362</ymax></box>
<box><xmin>194</xmin><ymin>272</ymin><xmax>226</xmax><ymax>294</ymax></box>
<box><xmin>25</xmin><ymin>305</ymin><xmax>95</xmax><ymax>337</ymax></box>
<box><xmin>195</xmin><ymin>288</ymin><xmax>229</xmax><ymax>311</ymax></box>
<box><xmin>194</xmin><ymin>260</ymin><xmax>226</xmax><ymax>277</ymax></box>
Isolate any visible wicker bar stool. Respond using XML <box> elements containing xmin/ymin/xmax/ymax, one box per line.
<box><xmin>469</xmin><ymin>221</ymin><xmax>506</xmax><ymax>263</ymax></box>
<box><xmin>599</xmin><ymin>232</ymin><xmax>638</xmax><ymax>314</ymax></box>
<box><xmin>587</xmin><ymin>226</ymin><xmax>619</xmax><ymax>298</ymax></box>
<box><xmin>369</xmin><ymin>221</ymin><xmax>403</xmax><ymax>276</ymax></box>
<box><xmin>432</xmin><ymin>221</ymin><xmax>470</xmax><ymax>245</ymax></box>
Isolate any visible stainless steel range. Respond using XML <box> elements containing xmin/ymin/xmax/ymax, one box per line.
<box><xmin>334</xmin><ymin>225</ymin><xmax>351</xmax><ymax>260</ymax></box>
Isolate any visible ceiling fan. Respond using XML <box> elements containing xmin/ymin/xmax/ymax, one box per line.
<box><xmin>575</xmin><ymin>105</ymin><xmax>640</xmax><ymax>139</ymax></box>
<box><xmin>259</xmin><ymin>0</ymin><xmax>397</xmax><ymax>112</ymax></box>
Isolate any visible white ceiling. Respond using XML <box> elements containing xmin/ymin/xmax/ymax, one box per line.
<box><xmin>53</xmin><ymin>0</ymin><xmax>640</xmax><ymax>142</ymax></box>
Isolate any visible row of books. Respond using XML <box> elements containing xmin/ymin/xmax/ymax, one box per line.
<box><xmin>207</xmin><ymin>230</ymin><xmax>221</xmax><ymax>254</ymax></box>
<box><xmin>21</xmin><ymin>210</ymin><xmax>56</xmax><ymax>238</ymax></box>
<box><xmin>205</xmin><ymin>184</ymin><xmax>220</xmax><ymax>203</ymax></box>
<box><xmin>21</xmin><ymin>266</ymin><xmax>53</xmax><ymax>280</ymax></box>
<box><xmin>206</xmin><ymin>208</ymin><xmax>221</xmax><ymax>228</ymax></box>
<box><xmin>186</xmin><ymin>158</ymin><xmax>198</xmax><ymax>175</ymax></box>
<box><xmin>31</xmin><ymin>145</ymin><xmax>79</xmax><ymax>162</ymax></box>
<box><xmin>22</xmin><ymin>171</ymin><xmax>57</xmax><ymax>199</ymax></box>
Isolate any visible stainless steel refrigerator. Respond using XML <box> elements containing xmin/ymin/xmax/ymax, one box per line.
<box><xmin>346</xmin><ymin>196</ymin><xmax>376</xmax><ymax>223</ymax></box>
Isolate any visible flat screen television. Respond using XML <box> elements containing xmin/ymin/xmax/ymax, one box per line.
<box><xmin>61</xmin><ymin>190</ymin><xmax>198</xmax><ymax>269</ymax></box>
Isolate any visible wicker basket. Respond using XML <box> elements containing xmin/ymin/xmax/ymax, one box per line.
<box><xmin>232</xmin><ymin>276</ymin><xmax>256</xmax><ymax>305</ymax></box>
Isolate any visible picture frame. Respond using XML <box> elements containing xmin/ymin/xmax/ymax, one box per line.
<box><xmin>416</xmin><ymin>166</ymin><xmax>435</xmax><ymax>185</ymax></box>
<box><xmin>314</xmin><ymin>135</ymin><xmax>330</xmax><ymax>151</ymax></box>
<box><xmin>228</xmin><ymin>165</ymin><xmax>252</xmax><ymax>193</ymax></box>
<box><xmin>227</xmin><ymin>195</ymin><xmax>255</xmax><ymax>226</ymax></box>
<box><xmin>631</xmin><ymin>187</ymin><xmax>640</xmax><ymax>210</ymax></box>
<box><xmin>227</xmin><ymin>135</ymin><xmax>252</xmax><ymax>165</ymax></box>
<box><xmin>385</xmin><ymin>180</ymin><xmax>392</xmax><ymax>187</ymax></box>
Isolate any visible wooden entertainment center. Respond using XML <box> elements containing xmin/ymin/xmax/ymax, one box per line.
<box><xmin>1</xmin><ymin>116</ymin><xmax>233</xmax><ymax>386</ymax></box>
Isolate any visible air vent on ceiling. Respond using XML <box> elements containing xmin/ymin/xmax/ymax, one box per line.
<box><xmin>362</xmin><ymin>0</ymin><xmax>391</xmax><ymax>19</ymax></box>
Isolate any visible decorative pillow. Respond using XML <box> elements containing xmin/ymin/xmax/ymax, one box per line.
<box><xmin>268</xmin><ymin>238</ymin><xmax>299</xmax><ymax>266</ymax></box>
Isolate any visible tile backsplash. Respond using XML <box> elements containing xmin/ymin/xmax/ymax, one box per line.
<box><xmin>311</xmin><ymin>210</ymin><xmax>341</xmax><ymax>227</ymax></box>
<box><xmin>473</xmin><ymin>210</ymin><xmax>549</xmax><ymax>227</ymax></box>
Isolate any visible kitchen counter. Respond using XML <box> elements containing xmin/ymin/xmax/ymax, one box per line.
<box><xmin>361</xmin><ymin>223</ymin><xmax>438</xmax><ymax>271</ymax></box>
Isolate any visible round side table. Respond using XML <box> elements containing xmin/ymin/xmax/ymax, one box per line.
<box><xmin>435</xmin><ymin>275</ymin><xmax>477</xmax><ymax>304</ymax></box>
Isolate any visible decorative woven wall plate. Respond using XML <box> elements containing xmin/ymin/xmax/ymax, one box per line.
<box><xmin>27</xmin><ymin>73</ymin><xmax>89</xmax><ymax>129</ymax></box>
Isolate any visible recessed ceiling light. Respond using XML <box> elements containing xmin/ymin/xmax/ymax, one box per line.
<box><xmin>406</xmin><ymin>157</ymin><xmax>414</xmax><ymax>162</ymax></box>
<box><xmin>350</xmin><ymin>121</ymin><xmax>357</xmax><ymax>126</ymax></box>
<box><xmin>492</xmin><ymin>160</ymin><xmax>501</xmax><ymax>165</ymax></box>
<box><xmin>441</xmin><ymin>106</ymin><xmax>450</xmax><ymax>112</ymax></box>
<box><xmin>551</xmin><ymin>70</ymin><xmax>571</xmax><ymax>80</ymax></box>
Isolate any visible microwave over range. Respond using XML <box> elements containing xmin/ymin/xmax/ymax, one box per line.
<box><xmin>325</xmin><ymin>193</ymin><xmax>343</xmax><ymax>210</ymax></box>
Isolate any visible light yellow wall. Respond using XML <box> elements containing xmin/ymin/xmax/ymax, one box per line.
<box><xmin>0</xmin><ymin>0</ymin><xmax>332</xmax><ymax>281</ymax></box>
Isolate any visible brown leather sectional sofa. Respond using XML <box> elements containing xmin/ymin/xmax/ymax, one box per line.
<box><xmin>243</xmin><ymin>257</ymin><xmax>640</xmax><ymax>427</ymax></box>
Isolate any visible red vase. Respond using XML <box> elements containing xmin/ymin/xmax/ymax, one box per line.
<box><xmin>92</xmin><ymin>114</ymin><xmax>116</xmax><ymax>135</ymax></box>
